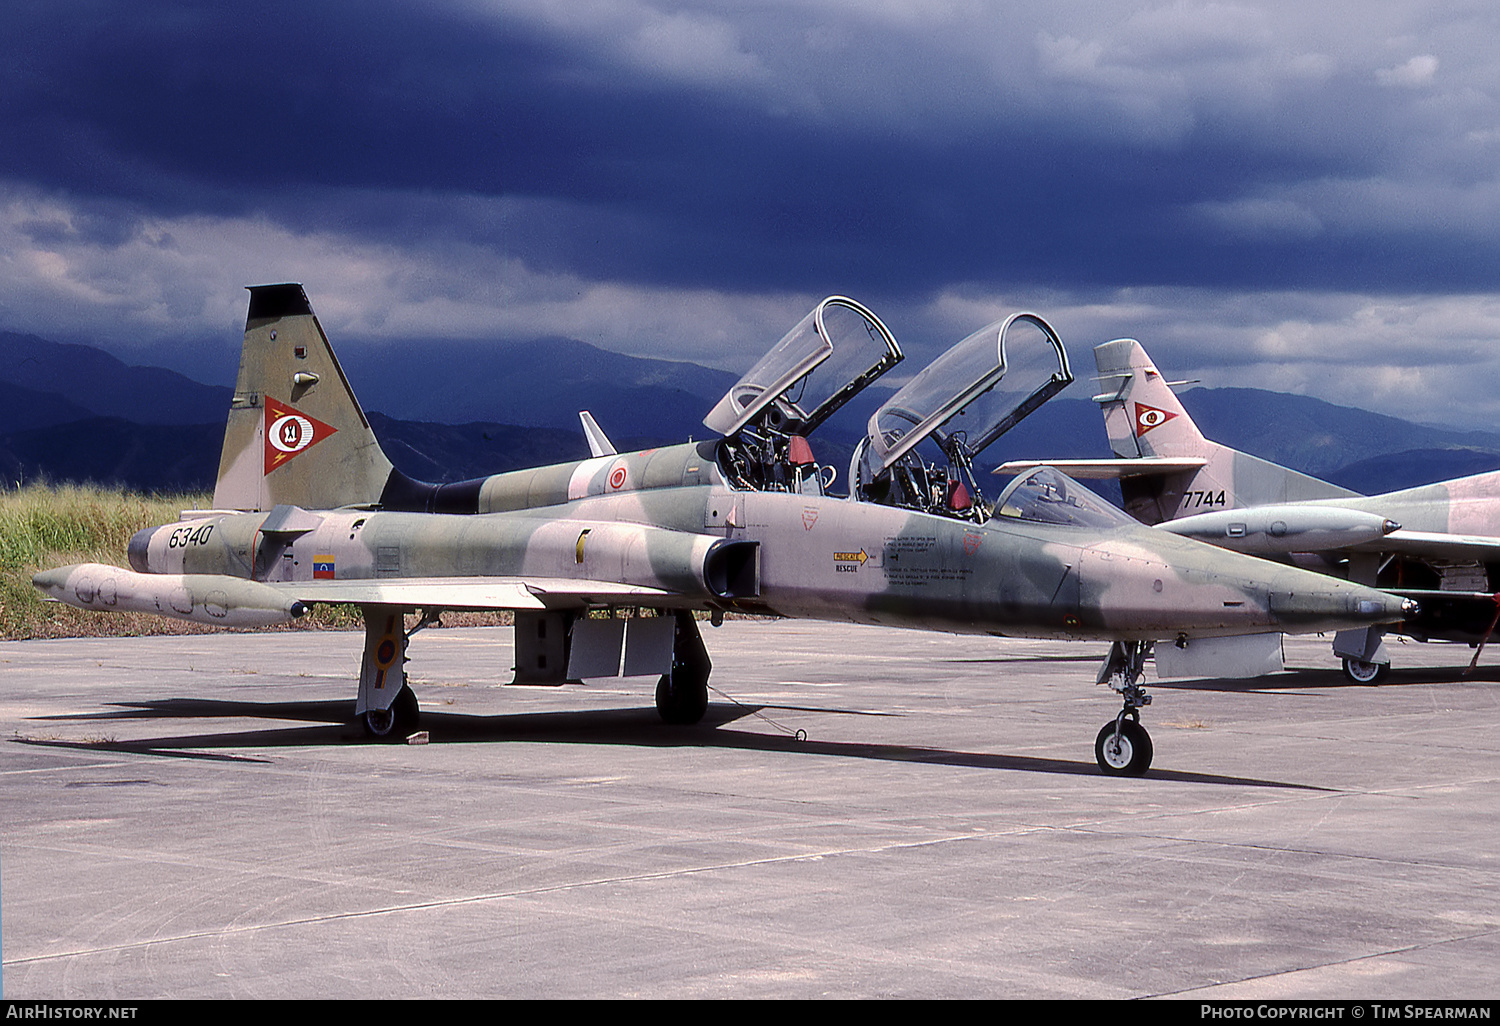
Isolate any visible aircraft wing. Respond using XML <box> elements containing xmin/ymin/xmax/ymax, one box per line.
<box><xmin>273</xmin><ymin>576</ymin><xmax>676</xmax><ymax>611</ymax></box>
<box><xmin>34</xmin><ymin>563</ymin><xmax>713</xmax><ymax>634</ymax></box>
<box><xmin>994</xmin><ymin>457</ymin><xmax>1208</xmax><ymax>479</ymax></box>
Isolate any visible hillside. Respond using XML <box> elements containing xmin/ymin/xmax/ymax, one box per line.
<box><xmin>1</xmin><ymin>330</ymin><xmax>1497</xmax><ymax>497</ymax></box>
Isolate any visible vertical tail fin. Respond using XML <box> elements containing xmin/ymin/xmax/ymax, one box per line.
<box><xmin>1093</xmin><ymin>338</ymin><xmax>1355</xmax><ymax>522</ymax></box>
<box><xmin>212</xmin><ymin>284</ymin><xmax>394</xmax><ymax>511</ymax></box>
<box><xmin>1093</xmin><ymin>338</ymin><xmax>1208</xmax><ymax>460</ymax></box>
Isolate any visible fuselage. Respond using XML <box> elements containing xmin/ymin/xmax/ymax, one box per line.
<box><xmin>129</xmin><ymin>441</ymin><xmax>1407</xmax><ymax>643</ymax></box>
<box><xmin>1329</xmin><ymin>469</ymin><xmax>1500</xmax><ymax>537</ymax></box>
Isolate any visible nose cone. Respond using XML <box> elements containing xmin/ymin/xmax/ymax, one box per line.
<box><xmin>1266</xmin><ymin>569</ymin><xmax>1410</xmax><ymax>633</ymax></box>
<box><xmin>1087</xmin><ymin>528</ymin><xmax>1415</xmax><ymax>639</ymax></box>
<box><xmin>31</xmin><ymin>566</ymin><xmax>70</xmax><ymax>599</ymax></box>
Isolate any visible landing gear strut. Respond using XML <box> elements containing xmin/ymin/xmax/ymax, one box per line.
<box><xmin>356</xmin><ymin>604</ymin><xmax>422</xmax><ymax>742</ymax></box>
<box><xmin>655</xmin><ymin>610</ymin><xmax>711</xmax><ymax>725</ymax></box>
<box><xmin>1335</xmin><ymin>625</ymin><xmax>1391</xmax><ymax>684</ymax></box>
<box><xmin>1095</xmin><ymin>641</ymin><xmax>1154</xmax><ymax>776</ymax></box>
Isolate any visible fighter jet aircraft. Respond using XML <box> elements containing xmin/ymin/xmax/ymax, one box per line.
<box><xmin>999</xmin><ymin>336</ymin><xmax>1500</xmax><ymax>683</ymax></box>
<box><xmin>33</xmin><ymin>286</ymin><xmax>1411</xmax><ymax>774</ymax></box>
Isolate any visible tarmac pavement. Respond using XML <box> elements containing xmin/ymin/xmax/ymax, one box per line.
<box><xmin>1</xmin><ymin>620</ymin><xmax>1497</xmax><ymax>999</ymax></box>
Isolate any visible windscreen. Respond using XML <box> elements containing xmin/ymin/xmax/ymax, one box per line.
<box><xmin>992</xmin><ymin>466</ymin><xmax>1136</xmax><ymax>529</ymax></box>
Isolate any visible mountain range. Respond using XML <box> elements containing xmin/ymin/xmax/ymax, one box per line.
<box><xmin>2</xmin><ymin>329</ymin><xmax>1498</xmax><ymax>498</ymax></box>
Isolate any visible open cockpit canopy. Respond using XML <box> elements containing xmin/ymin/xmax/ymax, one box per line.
<box><xmin>703</xmin><ymin>296</ymin><xmax>902</xmax><ymax>440</ymax></box>
<box><xmin>865</xmin><ymin>312</ymin><xmax>1072</xmax><ymax>479</ymax></box>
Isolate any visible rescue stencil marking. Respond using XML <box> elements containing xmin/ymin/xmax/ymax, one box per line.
<box><xmin>264</xmin><ymin>397</ymin><xmax>337</xmax><ymax>474</ymax></box>
<box><xmin>1134</xmin><ymin>403</ymin><xmax>1177</xmax><ymax>437</ymax></box>
<box><xmin>834</xmin><ymin>549</ymin><xmax>868</xmax><ymax>572</ymax></box>
<box><xmin>803</xmin><ymin>508</ymin><xmax>819</xmax><ymax>530</ymax></box>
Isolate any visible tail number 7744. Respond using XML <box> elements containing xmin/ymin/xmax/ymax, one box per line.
<box><xmin>1180</xmin><ymin>490</ymin><xmax>1226</xmax><ymax>510</ymax></box>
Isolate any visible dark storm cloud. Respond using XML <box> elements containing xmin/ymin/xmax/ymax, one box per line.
<box><xmin>9</xmin><ymin>0</ymin><xmax>1496</xmax><ymax>299</ymax></box>
<box><xmin>9</xmin><ymin>1</ymin><xmax>1500</xmax><ymax>428</ymax></box>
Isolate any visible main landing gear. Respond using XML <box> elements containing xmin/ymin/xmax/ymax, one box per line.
<box><xmin>1341</xmin><ymin>657</ymin><xmax>1391</xmax><ymax>684</ymax></box>
<box><xmin>1095</xmin><ymin>641</ymin><xmax>1154</xmax><ymax>776</ymax></box>
<box><xmin>350</xmin><ymin>605</ymin><xmax>713</xmax><ymax>741</ymax></box>
<box><xmin>356</xmin><ymin>605</ymin><xmax>436</xmax><ymax>742</ymax></box>
<box><xmin>364</xmin><ymin>684</ymin><xmax>420</xmax><ymax>740</ymax></box>
<box><xmin>655</xmin><ymin>610</ymin><xmax>711</xmax><ymax>725</ymax></box>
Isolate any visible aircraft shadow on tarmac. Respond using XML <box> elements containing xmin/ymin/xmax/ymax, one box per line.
<box><xmin>1156</xmin><ymin>660</ymin><xmax>1500</xmax><ymax>693</ymax></box>
<box><xmin>943</xmin><ymin>654</ymin><xmax>1500</xmax><ymax>686</ymax></box>
<box><xmin>16</xmin><ymin>695</ymin><xmax>1329</xmax><ymax>790</ymax></box>
<box><xmin>945</xmin><ymin>653</ymin><xmax>1105</xmax><ymax>666</ymax></box>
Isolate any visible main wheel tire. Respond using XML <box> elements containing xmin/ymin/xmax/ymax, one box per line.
<box><xmin>1342</xmin><ymin>657</ymin><xmax>1390</xmax><ymax>684</ymax></box>
<box><xmin>656</xmin><ymin>668</ymin><xmax>708</xmax><ymax>725</ymax></box>
<box><xmin>1095</xmin><ymin>719</ymin><xmax>1153</xmax><ymax>776</ymax></box>
<box><xmin>363</xmin><ymin>685</ymin><xmax>420</xmax><ymax>741</ymax></box>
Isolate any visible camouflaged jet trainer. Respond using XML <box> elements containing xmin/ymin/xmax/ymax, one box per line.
<box><xmin>1000</xmin><ymin>336</ymin><xmax>1500</xmax><ymax>683</ymax></box>
<box><xmin>34</xmin><ymin>286</ymin><xmax>1413</xmax><ymax>775</ymax></box>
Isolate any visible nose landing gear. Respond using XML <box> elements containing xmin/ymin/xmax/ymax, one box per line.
<box><xmin>1095</xmin><ymin>713</ymin><xmax>1152</xmax><ymax>776</ymax></box>
<box><xmin>1095</xmin><ymin>641</ymin><xmax>1154</xmax><ymax>776</ymax></box>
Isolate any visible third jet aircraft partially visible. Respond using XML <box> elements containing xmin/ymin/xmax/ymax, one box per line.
<box><xmin>35</xmin><ymin>288</ymin><xmax>1412</xmax><ymax>774</ymax></box>
<box><xmin>1002</xmin><ymin>336</ymin><xmax>1500</xmax><ymax>683</ymax></box>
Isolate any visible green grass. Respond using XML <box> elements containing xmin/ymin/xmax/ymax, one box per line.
<box><xmin>0</xmin><ymin>482</ymin><xmax>188</xmax><ymax>570</ymax></box>
<box><xmin>0</xmin><ymin>483</ymin><xmax>380</xmax><ymax>639</ymax></box>
<box><xmin>1</xmin><ymin>483</ymin><xmax>203</xmax><ymax>639</ymax></box>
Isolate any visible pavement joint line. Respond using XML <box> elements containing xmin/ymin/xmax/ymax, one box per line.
<box><xmin>38</xmin><ymin>812</ymin><xmax>1493</xmax><ymax>976</ymax></box>
<box><xmin>5</xmin><ymin>628</ymin><xmax>1498</xmax><ymax>996</ymax></box>
<box><xmin>0</xmin><ymin>760</ymin><xmax>132</xmax><ymax>776</ymax></box>
<box><xmin>0</xmin><ymin>829</ymin><xmax>1030</xmax><ymax>967</ymax></box>
<box><xmin>1057</xmin><ymin>825</ymin><xmax>1500</xmax><ymax>876</ymax></box>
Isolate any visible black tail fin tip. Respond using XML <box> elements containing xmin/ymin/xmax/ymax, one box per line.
<box><xmin>246</xmin><ymin>283</ymin><xmax>313</xmax><ymax>322</ymax></box>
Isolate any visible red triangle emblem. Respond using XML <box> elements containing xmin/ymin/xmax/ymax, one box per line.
<box><xmin>1134</xmin><ymin>403</ymin><xmax>1177</xmax><ymax>437</ymax></box>
<box><xmin>264</xmin><ymin>397</ymin><xmax>338</xmax><ymax>474</ymax></box>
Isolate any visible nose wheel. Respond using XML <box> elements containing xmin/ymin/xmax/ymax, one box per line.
<box><xmin>1096</xmin><ymin>640</ymin><xmax>1154</xmax><ymax>776</ymax></box>
<box><xmin>1095</xmin><ymin>714</ymin><xmax>1152</xmax><ymax>776</ymax></box>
